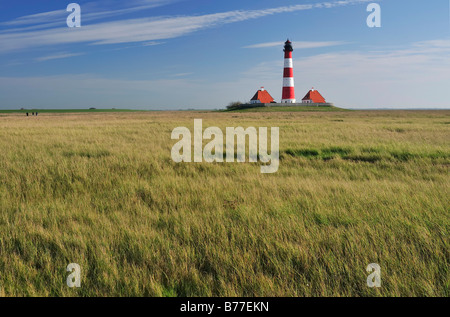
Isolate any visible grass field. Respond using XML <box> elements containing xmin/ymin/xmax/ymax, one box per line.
<box><xmin>0</xmin><ymin>110</ymin><xmax>448</xmax><ymax>297</ymax></box>
<box><xmin>0</xmin><ymin>109</ymin><xmax>144</xmax><ymax>114</ymax></box>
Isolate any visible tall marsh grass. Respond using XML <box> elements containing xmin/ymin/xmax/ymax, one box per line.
<box><xmin>0</xmin><ymin>110</ymin><xmax>448</xmax><ymax>296</ymax></box>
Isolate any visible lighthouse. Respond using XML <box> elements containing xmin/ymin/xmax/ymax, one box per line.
<box><xmin>281</xmin><ymin>39</ymin><xmax>296</xmax><ymax>103</ymax></box>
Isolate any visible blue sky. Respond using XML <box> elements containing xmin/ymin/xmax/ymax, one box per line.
<box><xmin>0</xmin><ymin>0</ymin><xmax>449</xmax><ymax>109</ymax></box>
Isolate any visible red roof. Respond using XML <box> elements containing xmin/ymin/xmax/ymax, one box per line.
<box><xmin>251</xmin><ymin>89</ymin><xmax>275</xmax><ymax>103</ymax></box>
<box><xmin>302</xmin><ymin>89</ymin><xmax>326</xmax><ymax>103</ymax></box>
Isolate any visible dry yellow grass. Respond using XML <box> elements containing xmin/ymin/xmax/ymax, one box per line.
<box><xmin>0</xmin><ymin>110</ymin><xmax>448</xmax><ymax>296</ymax></box>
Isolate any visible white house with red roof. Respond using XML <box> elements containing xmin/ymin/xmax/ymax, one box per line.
<box><xmin>250</xmin><ymin>87</ymin><xmax>276</xmax><ymax>104</ymax></box>
<box><xmin>302</xmin><ymin>88</ymin><xmax>326</xmax><ymax>104</ymax></box>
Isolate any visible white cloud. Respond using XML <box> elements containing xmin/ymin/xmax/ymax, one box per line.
<box><xmin>170</xmin><ymin>72</ymin><xmax>193</xmax><ymax>77</ymax></box>
<box><xmin>1</xmin><ymin>39</ymin><xmax>449</xmax><ymax>109</ymax></box>
<box><xmin>0</xmin><ymin>0</ymin><xmax>372</xmax><ymax>53</ymax></box>
<box><xmin>141</xmin><ymin>41</ymin><xmax>165</xmax><ymax>46</ymax></box>
<box><xmin>244</xmin><ymin>41</ymin><xmax>348</xmax><ymax>49</ymax></box>
<box><xmin>0</xmin><ymin>0</ymin><xmax>176</xmax><ymax>27</ymax></box>
<box><xmin>35</xmin><ymin>52</ymin><xmax>85</xmax><ymax>62</ymax></box>
<box><xmin>0</xmin><ymin>10</ymin><xmax>65</xmax><ymax>27</ymax></box>
<box><xmin>239</xmin><ymin>39</ymin><xmax>450</xmax><ymax>108</ymax></box>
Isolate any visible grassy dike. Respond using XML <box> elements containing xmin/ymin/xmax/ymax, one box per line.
<box><xmin>0</xmin><ymin>110</ymin><xmax>448</xmax><ymax>296</ymax></box>
<box><xmin>225</xmin><ymin>105</ymin><xmax>347</xmax><ymax>112</ymax></box>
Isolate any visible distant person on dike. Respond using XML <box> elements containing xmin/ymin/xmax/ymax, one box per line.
<box><xmin>36</xmin><ymin>112</ymin><xmax>38</xmax><ymax>116</ymax></box>
<box><xmin>26</xmin><ymin>112</ymin><xmax>29</xmax><ymax>116</ymax></box>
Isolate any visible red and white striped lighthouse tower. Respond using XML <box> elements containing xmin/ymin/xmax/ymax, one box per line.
<box><xmin>281</xmin><ymin>39</ymin><xmax>296</xmax><ymax>103</ymax></box>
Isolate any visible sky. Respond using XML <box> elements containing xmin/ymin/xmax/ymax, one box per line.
<box><xmin>0</xmin><ymin>0</ymin><xmax>449</xmax><ymax>110</ymax></box>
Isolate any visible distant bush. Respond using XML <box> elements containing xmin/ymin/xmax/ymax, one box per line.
<box><xmin>226</xmin><ymin>101</ymin><xmax>243</xmax><ymax>110</ymax></box>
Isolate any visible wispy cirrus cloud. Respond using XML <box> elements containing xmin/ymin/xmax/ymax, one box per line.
<box><xmin>239</xmin><ymin>39</ymin><xmax>450</xmax><ymax>108</ymax></box>
<box><xmin>35</xmin><ymin>52</ymin><xmax>85</xmax><ymax>62</ymax></box>
<box><xmin>169</xmin><ymin>72</ymin><xmax>193</xmax><ymax>77</ymax></box>
<box><xmin>0</xmin><ymin>10</ymin><xmax>65</xmax><ymax>27</ymax></box>
<box><xmin>2</xmin><ymin>39</ymin><xmax>449</xmax><ymax>109</ymax></box>
<box><xmin>244</xmin><ymin>41</ymin><xmax>348</xmax><ymax>49</ymax></box>
<box><xmin>0</xmin><ymin>0</ymin><xmax>373</xmax><ymax>53</ymax></box>
<box><xmin>0</xmin><ymin>0</ymin><xmax>177</xmax><ymax>27</ymax></box>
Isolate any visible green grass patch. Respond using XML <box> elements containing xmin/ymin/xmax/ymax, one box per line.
<box><xmin>285</xmin><ymin>146</ymin><xmax>354</xmax><ymax>161</ymax></box>
<box><xmin>343</xmin><ymin>154</ymin><xmax>383</xmax><ymax>163</ymax></box>
<box><xmin>0</xmin><ymin>109</ymin><xmax>145</xmax><ymax>113</ymax></box>
<box><xmin>285</xmin><ymin>148</ymin><xmax>320</xmax><ymax>158</ymax></box>
<box><xmin>225</xmin><ymin>106</ymin><xmax>348</xmax><ymax>112</ymax></box>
